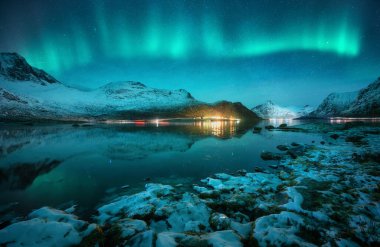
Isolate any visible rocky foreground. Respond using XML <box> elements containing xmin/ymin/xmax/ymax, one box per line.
<box><xmin>0</xmin><ymin>123</ymin><xmax>379</xmax><ymax>246</ymax></box>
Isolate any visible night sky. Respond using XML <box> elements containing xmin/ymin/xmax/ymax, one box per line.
<box><xmin>1</xmin><ymin>0</ymin><xmax>380</xmax><ymax>107</ymax></box>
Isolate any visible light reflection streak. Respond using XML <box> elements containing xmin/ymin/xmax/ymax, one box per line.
<box><xmin>268</xmin><ymin>118</ymin><xmax>293</xmax><ymax>126</ymax></box>
<box><xmin>105</xmin><ymin>118</ymin><xmax>240</xmax><ymax>137</ymax></box>
<box><xmin>194</xmin><ymin>120</ymin><xmax>239</xmax><ymax>137</ymax></box>
<box><xmin>329</xmin><ymin>117</ymin><xmax>380</xmax><ymax>124</ymax></box>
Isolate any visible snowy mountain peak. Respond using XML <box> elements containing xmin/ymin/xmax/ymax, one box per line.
<box><xmin>100</xmin><ymin>81</ymin><xmax>195</xmax><ymax>100</ymax></box>
<box><xmin>265</xmin><ymin>100</ymin><xmax>275</xmax><ymax>105</ymax></box>
<box><xmin>0</xmin><ymin>52</ymin><xmax>59</xmax><ymax>85</ymax></box>
<box><xmin>101</xmin><ymin>81</ymin><xmax>147</xmax><ymax>91</ymax></box>
<box><xmin>251</xmin><ymin>101</ymin><xmax>313</xmax><ymax>119</ymax></box>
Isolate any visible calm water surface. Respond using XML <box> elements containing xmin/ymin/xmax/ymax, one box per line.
<box><xmin>0</xmin><ymin>119</ymin><xmax>325</xmax><ymax>219</ymax></box>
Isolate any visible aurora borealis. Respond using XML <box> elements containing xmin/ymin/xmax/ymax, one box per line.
<box><xmin>1</xmin><ymin>0</ymin><xmax>380</xmax><ymax>106</ymax></box>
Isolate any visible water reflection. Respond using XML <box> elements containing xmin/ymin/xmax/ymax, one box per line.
<box><xmin>194</xmin><ymin>120</ymin><xmax>239</xmax><ymax>138</ymax></box>
<box><xmin>268</xmin><ymin>118</ymin><xmax>294</xmax><ymax>126</ymax></box>
<box><xmin>0</xmin><ymin>121</ymin><xmax>251</xmax><ymax>191</ymax></box>
<box><xmin>0</xmin><ymin>120</ymin><xmax>322</xmax><ymax>218</ymax></box>
<box><xmin>329</xmin><ymin>117</ymin><xmax>380</xmax><ymax>124</ymax></box>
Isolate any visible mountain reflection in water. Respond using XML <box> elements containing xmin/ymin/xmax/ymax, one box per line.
<box><xmin>0</xmin><ymin>120</ymin><xmax>321</xmax><ymax>218</ymax></box>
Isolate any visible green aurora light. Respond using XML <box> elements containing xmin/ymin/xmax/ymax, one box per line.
<box><xmin>21</xmin><ymin>2</ymin><xmax>361</xmax><ymax>74</ymax></box>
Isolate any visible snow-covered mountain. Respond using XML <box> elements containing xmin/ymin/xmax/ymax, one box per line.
<box><xmin>251</xmin><ymin>100</ymin><xmax>313</xmax><ymax>119</ymax></box>
<box><xmin>0</xmin><ymin>52</ymin><xmax>259</xmax><ymax>121</ymax></box>
<box><xmin>307</xmin><ymin>91</ymin><xmax>358</xmax><ymax>118</ymax></box>
<box><xmin>341</xmin><ymin>77</ymin><xmax>380</xmax><ymax>117</ymax></box>
<box><xmin>0</xmin><ymin>52</ymin><xmax>58</xmax><ymax>84</ymax></box>
<box><xmin>307</xmin><ymin>77</ymin><xmax>380</xmax><ymax>118</ymax></box>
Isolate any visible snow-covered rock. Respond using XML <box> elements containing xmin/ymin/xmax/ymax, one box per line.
<box><xmin>155</xmin><ymin>230</ymin><xmax>243</xmax><ymax>247</ymax></box>
<box><xmin>0</xmin><ymin>207</ymin><xmax>96</xmax><ymax>247</ymax></box>
<box><xmin>251</xmin><ymin>100</ymin><xmax>313</xmax><ymax>119</ymax></box>
<box><xmin>253</xmin><ymin>211</ymin><xmax>314</xmax><ymax>247</ymax></box>
<box><xmin>97</xmin><ymin>183</ymin><xmax>211</xmax><ymax>233</ymax></box>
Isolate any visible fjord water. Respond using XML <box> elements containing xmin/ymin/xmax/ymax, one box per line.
<box><xmin>0</xmin><ymin>120</ymin><xmax>323</xmax><ymax>219</ymax></box>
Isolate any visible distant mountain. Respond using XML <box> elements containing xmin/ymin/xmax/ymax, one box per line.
<box><xmin>306</xmin><ymin>77</ymin><xmax>380</xmax><ymax>118</ymax></box>
<box><xmin>0</xmin><ymin>52</ymin><xmax>259</xmax><ymax>121</ymax></box>
<box><xmin>251</xmin><ymin>100</ymin><xmax>313</xmax><ymax>119</ymax></box>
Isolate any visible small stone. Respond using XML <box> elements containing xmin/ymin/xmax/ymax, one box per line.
<box><xmin>330</xmin><ymin>133</ymin><xmax>340</xmax><ymax>140</ymax></box>
<box><xmin>199</xmin><ymin>191</ymin><xmax>221</xmax><ymax>199</ymax></box>
<box><xmin>320</xmin><ymin>141</ymin><xmax>325</xmax><ymax>145</ymax></box>
<box><xmin>236</xmin><ymin>169</ymin><xmax>247</xmax><ymax>176</ymax></box>
<box><xmin>345</xmin><ymin>135</ymin><xmax>365</xmax><ymax>143</ymax></box>
<box><xmin>276</xmin><ymin>145</ymin><xmax>289</xmax><ymax>151</ymax></box>
<box><xmin>291</xmin><ymin>142</ymin><xmax>300</xmax><ymax>146</ymax></box>
<box><xmin>210</xmin><ymin>213</ymin><xmax>231</xmax><ymax>231</ymax></box>
<box><xmin>252</xmin><ymin>127</ymin><xmax>262</xmax><ymax>133</ymax></box>
<box><xmin>232</xmin><ymin>212</ymin><xmax>250</xmax><ymax>223</ymax></box>
<box><xmin>254</xmin><ymin>166</ymin><xmax>264</xmax><ymax>172</ymax></box>
<box><xmin>260</xmin><ymin>151</ymin><xmax>283</xmax><ymax>161</ymax></box>
<box><xmin>265</xmin><ymin>125</ymin><xmax>275</xmax><ymax>130</ymax></box>
<box><xmin>279</xmin><ymin>123</ymin><xmax>287</xmax><ymax>128</ymax></box>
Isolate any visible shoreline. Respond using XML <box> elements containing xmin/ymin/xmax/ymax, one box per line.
<box><xmin>0</xmin><ymin>122</ymin><xmax>379</xmax><ymax>246</ymax></box>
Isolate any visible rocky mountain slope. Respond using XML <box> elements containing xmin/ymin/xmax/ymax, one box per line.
<box><xmin>341</xmin><ymin>77</ymin><xmax>380</xmax><ymax>117</ymax></box>
<box><xmin>307</xmin><ymin>91</ymin><xmax>358</xmax><ymax>118</ymax></box>
<box><xmin>307</xmin><ymin>77</ymin><xmax>380</xmax><ymax>118</ymax></box>
<box><xmin>251</xmin><ymin>100</ymin><xmax>313</xmax><ymax>119</ymax></box>
<box><xmin>0</xmin><ymin>52</ymin><xmax>259</xmax><ymax>121</ymax></box>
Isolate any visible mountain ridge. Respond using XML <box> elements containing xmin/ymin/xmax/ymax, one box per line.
<box><xmin>251</xmin><ymin>100</ymin><xmax>313</xmax><ymax>119</ymax></box>
<box><xmin>305</xmin><ymin>77</ymin><xmax>380</xmax><ymax>118</ymax></box>
<box><xmin>0</xmin><ymin>52</ymin><xmax>259</xmax><ymax>122</ymax></box>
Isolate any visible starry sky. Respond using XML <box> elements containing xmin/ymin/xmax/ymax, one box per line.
<box><xmin>1</xmin><ymin>0</ymin><xmax>379</xmax><ymax>107</ymax></box>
